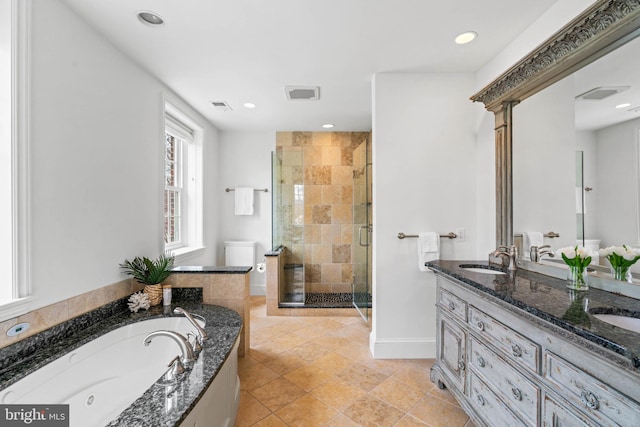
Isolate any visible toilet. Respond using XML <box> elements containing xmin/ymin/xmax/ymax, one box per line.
<box><xmin>224</xmin><ymin>241</ymin><xmax>256</xmax><ymax>267</ymax></box>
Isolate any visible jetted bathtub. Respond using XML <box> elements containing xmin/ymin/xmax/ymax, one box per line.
<box><xmin>0</xmin><ymin>307</ymin><xmax>241</xmax><ymax>427</ymax></box>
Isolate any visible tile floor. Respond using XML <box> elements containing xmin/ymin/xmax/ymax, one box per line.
<box><xmin>235</xmin><ymin>297</ymin><xmax>476</xmax><ymax>427</ymax></box>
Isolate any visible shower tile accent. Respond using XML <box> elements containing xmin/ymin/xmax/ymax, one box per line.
<box><xmin>276</xmin><ymin>131</ymin><xmax>371</xmax><ymax>298</ymax></box>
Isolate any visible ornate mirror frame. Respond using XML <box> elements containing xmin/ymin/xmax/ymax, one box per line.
<box><xmin>472</xmin><ymin>0</ymin><xmax>640</xmax><ymax>247</ymax></box>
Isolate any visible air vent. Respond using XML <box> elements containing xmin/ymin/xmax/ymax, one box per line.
<box><xmin>575</xmin><ymin>86</ymin><xmax>630</xmax><ymax>100</ymax></box>
<box><xmin>285</xmin><ymin>86</ymin><xmax>320</xmax><ymax>101</ymax></box>
<box><xmin>210</xmin><ymin>101</ymin><xmax>232</xmax><ymax>111</ymax></box>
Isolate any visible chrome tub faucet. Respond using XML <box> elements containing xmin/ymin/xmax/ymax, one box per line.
<box><xmin>143</xmin><ymin>330</ymin><xmax>196</xmax><ymax>366</ymax></box>
<box><xmin>490</xmin><ymin>245</ymin><xmax>518</xmax><ymax>271</ymax></box>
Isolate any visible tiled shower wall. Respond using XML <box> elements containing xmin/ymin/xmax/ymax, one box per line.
<box><xmin>275</xmin><ymin>131</ymin><xmax>370</xmax><ymax>294</ymax></box>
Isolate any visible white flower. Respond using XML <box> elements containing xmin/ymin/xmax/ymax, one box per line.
<box><xmin>599</xmin><ymin>246</ymin><xmax>615</xmax><ymax>257</ymax></box>
<box><xmin>558</xmin><ymin>246</ymin><xmax>576</xmax><ymax>259</ymax></box>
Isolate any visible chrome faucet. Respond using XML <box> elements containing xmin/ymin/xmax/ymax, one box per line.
<box><xmin>490</xmin><ymin>245</ymin><xmax>518</xmax><ymax>271</ymax></box>
<box><xmin>173</xmin><ymin>307</ymin><xmax>208</xmax><ymax>347</ymax></box>
<box><xmin>530</xmin><ymin>245</ymin><xmax>555</xmax><ymax>263</ymax></box>
<box><xmin>143</xmin><ymin>330</ymin><xmax>196</xmax><ymax>365</ymax></box>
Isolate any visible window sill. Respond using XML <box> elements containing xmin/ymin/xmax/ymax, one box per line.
<box><xmin>0</xmin><ymin>297</ymin><xmax>34</xmax><ymax>323</ymax></box>
<box><xmin>169</xmin><ymin>246</ymin><xmax>206</xmax><ymax>264</ymax></box>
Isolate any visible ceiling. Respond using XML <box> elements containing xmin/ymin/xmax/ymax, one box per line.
<box><xmin>61</xmin><ymin>0</ymin><xmax>560</xmax><ymax>132</ymax></box>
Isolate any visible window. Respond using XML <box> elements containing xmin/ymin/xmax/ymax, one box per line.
<box><xmin>163</xmin><ymin>99</ymin><xmax>203</xmax><ymax>259</ymax></box>
<box><xmin>0</xmin><ymin>0</ymin><xmax>31</xmax><ymax>320</ymax></box>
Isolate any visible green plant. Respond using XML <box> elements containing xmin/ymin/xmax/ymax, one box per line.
<box><xmin>120</xmin><ymin>253</ymin><xmax>175</xmax><ymax>285</ymax></box>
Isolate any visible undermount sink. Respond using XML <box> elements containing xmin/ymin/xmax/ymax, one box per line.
<box><xmin>459</xmin><ymin>265</ymin><xmax>506</xmax><ymax>275</ymax></box>
<box><xmin>592</xmin><ymin>314</ymin><xmax>640</xmax><ymax>334</ymax></box>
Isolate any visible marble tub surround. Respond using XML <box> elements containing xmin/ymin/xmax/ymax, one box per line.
<box><xmin>0</xmin><ymin>301</ymin><xmax>241</xmax><ymax>427</ymax></box>
<box><xmin>0</xmin><ymin>278</ymin><xmax>142</xmax><ymax>350</ymax></box>
<box><xmin>426</xmin><ymin>260</ymin><xmax>640</xmax><ymax>369</ymax></box>
<box><xmin>165</xmin><ymin>267</ymin><xmax>251</xmax><ymax>356</ymax></box>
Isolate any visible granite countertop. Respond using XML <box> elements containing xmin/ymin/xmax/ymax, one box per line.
<box><xmin>0</xmin><ymin>299</ymin><xmax>242</xmax><ymax>427</ymax></box>
<box><xmin>426</xmin><ymin>260</ymin><xmax>640</xmax><ymax>369</ymax></box>
<box><xmin>172</xmin><ymin>265</ymin><xmax>252</xmax><ymax>274</ymax></box>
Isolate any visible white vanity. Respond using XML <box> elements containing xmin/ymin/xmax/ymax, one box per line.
<box><xmin>429</xmin><ymin>261</ymin><xmax>640</xmax><ymax>427</ymax></box>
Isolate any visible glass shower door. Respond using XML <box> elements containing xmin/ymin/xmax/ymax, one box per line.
<box><xmin>352</xmin><ymin>137</ymin><xmax>372</xmax><ymax>321</ymax></box>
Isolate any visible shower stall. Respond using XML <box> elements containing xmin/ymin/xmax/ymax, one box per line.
<box><xmin>271</xmin><ymin>132</ymin><xmax>372</xmax><ymax>319</ymax></box>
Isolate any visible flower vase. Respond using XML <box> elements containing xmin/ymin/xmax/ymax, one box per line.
<box><xmin>610</xmin><ymin>265</ymin><xmax>631</xmax><ymax>283</ymax></box>
<box><xmin>567</xmin><ymin>266</ymin><xmax>588</xmax><ymax>291</ymax></box>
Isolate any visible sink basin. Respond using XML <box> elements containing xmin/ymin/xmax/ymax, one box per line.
<box><xmin>459</xmin><ymin>265</ymin><xmax>506</xmax><ymax>275</ymax></box>
<box><xmin>593</xmin><ymin>314</ymin><xmax>640</xmax><ymax>334</ymax></box>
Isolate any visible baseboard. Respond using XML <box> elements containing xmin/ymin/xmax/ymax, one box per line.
<box><xmin>369</xmin><ymin>331</ymin><xmax>436</xmax><ymax>359</ymax></box>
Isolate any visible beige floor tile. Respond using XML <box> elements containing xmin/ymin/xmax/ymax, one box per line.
<box><xmin>283</xmin><ymin>364</ymin><xmax>335</xmax><ymax>392</ymax></box>
<box><xmin>309</xmin><ymin>351</ymin><xmax>356</xmax><ymax>373</ymax></box>
<box><xmin>394</xmin><ymin>414</ymin><xmax>430</xmax><ymax>426</ymax></box>
<box><xmin>234</xmin><ymin>297</ymin><xmax>470</xmax><ymax>427</ymax></box>
<box><xmin>310</xmin><ymin>379</ymin><xmax>366</xmax><ymax>410</ymax></box>
<box><xmin>321</xmin><ymin>413</ymin><xmax>361</xmax><ymax>426</ymax></box>
<box><xmin>335</xmin><ymin>362</ymin><xmax>389</xmax><ymax>392</ymax></box>
<box><xmin>370</xmin><ymin>377</ymin><xmax>425</xmax><ymax>412</ymax></box>
<box><xmin>342</xmin><ymin>395</ymin><xmax>404</xmax><ymax>427</ymax></box>
<box><xmin>249</xmin><ymin>377</ymin><xmax>306</xmax><ymax>412</ymax></box>
<box><xmin>408</xmin><ymin>396</ymin><xmax>470</xmax><ymax>427</ymax></box>
<box><xmin>235</xmin><ymin>391</ymin><xmax>271</xmax><ymax>427</ymax></box>
<box><xmin>261</xmin><ymin>351</ymin><xmax>307</xmax><ymax>376</ymax></box>
<box><xmin>275</xmin><ymin>394</ymin><xmax>338</xmax><ymax>427</ymax></box>
<box><xmin>239</xmin><ymin>363</ymin><xmax>280</xmax><ymax>391</ymax></box>
<box><xmin>392</xmin><ymin>364</ymin><xmax>433</xmax><ymax>393</ymax></box>
<box><xmin>250</xmin><ymin>414</ymin><xmax>288</xmax><ymax>427</ymax></box>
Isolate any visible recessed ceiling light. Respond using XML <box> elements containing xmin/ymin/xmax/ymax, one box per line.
<box><xmin>243</xmin><ymin>102</ymin><xmax>256</xmax><ymax>109</ymax></box>
<box><xmin>138</xmin><ymin>11</ymin><xmax>165</xmax><ymax>27</ymax></box>
<box><xmin>322</xmin><ymin>123</ymin><xmax>334</xmax><ymax>129</ymax></box>
<box><xmin>455</xmin><ymin>31</ymin><xmax>477</xmax><ymax>45</ymax></box>
<box><xmin>616</xmin><ymin>103</ymin><xmax>631</xmax><ymax>109</ymax></box>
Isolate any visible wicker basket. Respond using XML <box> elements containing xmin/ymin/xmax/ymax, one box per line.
<box><xmin>143</xmin><ymin>284</ymin><xmax>163</xmax><ymax>306</ymax></box>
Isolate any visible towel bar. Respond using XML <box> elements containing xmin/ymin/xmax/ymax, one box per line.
<box><xmin>513</xmin><ymin>231</ymin><xmax>559</xmax><ymax>238</ymax></box>
<box><xmin>225</xmin><ymin>188</ymin><xmax>269</xmax><ymax>193</ymax></box>
<box><xmin>397</xmin><ymin>232</ymin><xmax>457</xmax><ymax>239</ymax></box>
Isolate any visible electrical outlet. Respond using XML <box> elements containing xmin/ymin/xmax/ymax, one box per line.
<box><xmin>456</xmin><ymin>228</ymin><xmax>465</xmax><ymax>242</ymax></box>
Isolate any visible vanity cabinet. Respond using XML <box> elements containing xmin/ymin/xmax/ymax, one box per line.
<box><xmin>431</xmin><ymin>273</ymin><xmax>640</xmax><ymax>427</ymax></box>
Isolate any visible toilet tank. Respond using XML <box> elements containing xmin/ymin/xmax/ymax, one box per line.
<box><xmin>224</xmin><ymin>241</ymin><xmax>256</xmax><ymax>267</ymax></box>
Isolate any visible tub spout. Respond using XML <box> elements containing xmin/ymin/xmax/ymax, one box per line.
<box><xmin>173</xmin><ymin>307</ymin><xmax>208</xmax><ymax>342</ymax></box>
<box><xmin>143</xmin><ymin>330</ymin><xmax>196</xmax><ymax>365</ymax></box>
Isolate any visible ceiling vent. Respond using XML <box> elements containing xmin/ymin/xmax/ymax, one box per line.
<box><xmin>575</xmin><ymin>86</ymin><xmax>630</xmax><ymax>100</ymax></box>
<box><xmin>210</xmin><ymin>101</ymin><xmax>232</xmax><ymax>111</ymax></box>
<box><xmin>285</xmin><ymin>86</ymin><xmax>320</xmax><ymax>101</ymax></box>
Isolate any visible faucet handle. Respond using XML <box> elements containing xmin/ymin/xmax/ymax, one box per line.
<box><xmin>165</xmin><ymin>355</ymin><xmax>185</xmax><ymax>382</ymax></box>
<box><xmin>538</xmin><ymin>245</ymin><xmax>551</xmax><ymax>250</ymax></box>
<box><xmin>187</xmin><ymin>331</ymin><xmax>203</xmax><ymax>354</ymax></box>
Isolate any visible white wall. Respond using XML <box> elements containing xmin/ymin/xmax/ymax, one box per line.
<box><xmin>595</xmin><ymin>118</ymin><xmax>640</xmax><ymax>248</ymax></box>
<box><xmin>25</xmin><ymin>0</ymin><xmax>219</xmax><ymax>311</ymax></box>
<box><xmin>371</xmin><ymin>73</ymin><xmax>477</xmax><ymax>358</ymax></box>
<box><xmin>217</xmin><ymin>131</ymin><xmax>274</xmax><ymax>295</ymax></box>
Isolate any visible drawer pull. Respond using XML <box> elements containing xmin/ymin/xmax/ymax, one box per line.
<box><xmin>511</xmin><ymin>344</ymin><xmax>523</xmax><ymax>358</ymax></box>
<box><xmin>476</xmin><ymin>394</ymin><xmax>485</xmax><ymax>406</ymax></box>
<box><xmin>458</xmin><ymin>360</ymin><xmax>465</xmax><ymax>371</ymax></box>
<box><xmin>477</xmin><ymin>321</ymin><xmax>485</xmax><ymax>331</ymax></box>
<box><xmin>448</xmin><ymin>301</ymin><xmax>455</xmax><ymax>310</ymax></box>
<box><xmin>580</xmin><ymin>390</ymin><xmax>600</xmax><ymax>410</ymax></box>
<box><xmin>477</xmin><ymin>356</ymin><xmax>486</xmax><ymax>368</ymax></box>
<box><xmin>511</xmin><ymin>387</ymin><xmax>522</xmax><ymax>401</ymax></box>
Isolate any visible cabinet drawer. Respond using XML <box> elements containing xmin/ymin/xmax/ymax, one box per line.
<box><xmin>470</xmin><ymin>337</ymin><xmax>539</xmax><ymax>424</ymax></box>
<box><xmin>546</xmin><ymin>352</ymin><xmax>640</xmax><ymax>426</ymax></box>
<box><xmin>543</xmin><ymin>394</ymin><xmax>596</xmax><ymax>427</ymax></box>
<box><xmin>468</xmin><ymin>371</ymin><xmax>526</xmax><ymax>427</ymax></box>
<box><xmin>440</xmin><ymin>289</ymin><xmax>467</xmax><ymax>322</ymax></box>
<box><xmin>469</xmin><ymin>305</ymin><xmax>539</xmax><ymax>373</ymax></box>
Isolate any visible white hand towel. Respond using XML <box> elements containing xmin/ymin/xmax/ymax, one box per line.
<box><xmin>523</xmin><ymin>232</ymin><xmax>544</xmax><ymax>259</ymax></box>
<box><xmin>417</xmin><ymin>232</ymin><xmax>440</xmax><ymax>272</ymax></box>
<box><xmin>234</xmin><ymin>187</ymin><xmax>254</xmax><ymax>215</ymax></box>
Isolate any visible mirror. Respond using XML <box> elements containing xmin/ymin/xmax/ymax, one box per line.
<box><xmin>471</xmin><ymin>0</ymin><xmax>640</xmax><ymax>280</ymax></box>
<box><xmin>512</xmin><ymin>34</ymin><xmax>640</xmax><ymax>269</ymax></box>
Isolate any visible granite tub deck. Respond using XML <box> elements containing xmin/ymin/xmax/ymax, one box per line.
<box><xmin>0</xmin><ymin>292</ymin><xmax>242</xmax><ymax>427</ymax></box>
<box><xmin>426</xmin><ymin>260</ymin><xmax>640</xmax><ymax>370</ymax></box>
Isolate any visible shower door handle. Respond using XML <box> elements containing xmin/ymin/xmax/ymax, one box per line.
<box><xmin>359</xmin><ymin>225</ymin><xmax>371</xmax><ymax>247</ymax></box>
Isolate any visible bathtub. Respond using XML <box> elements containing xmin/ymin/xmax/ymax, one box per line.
<box><xmin>0</xmin><ymin>306</ymin><xmax>241</xmax><ymax>427</ymax></box>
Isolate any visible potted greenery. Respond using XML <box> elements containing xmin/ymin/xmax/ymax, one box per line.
<box><xmin>120</xmin><ymin>253</ymin><xmax>175</xmax><ymax>306</ymax></box>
